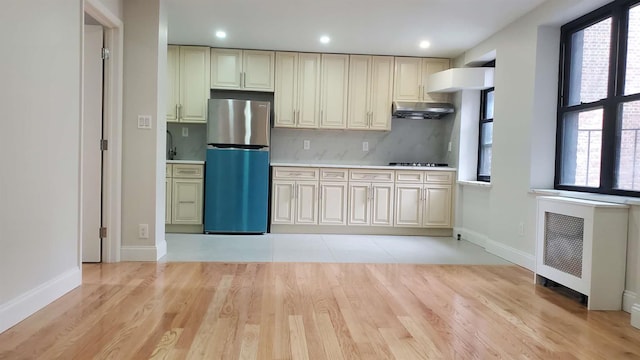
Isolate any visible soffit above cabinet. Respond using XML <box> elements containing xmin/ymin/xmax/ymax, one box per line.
<box><xmin>427</xmin><ymin>67</ymin><xmax>494</xmax><ymax>93</ymax></box>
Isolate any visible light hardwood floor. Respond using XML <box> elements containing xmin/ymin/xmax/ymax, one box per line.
<box><xmin>1</xmin><ymin>262</ymin><xmax>639</xmax><ymax>359</ymax></box>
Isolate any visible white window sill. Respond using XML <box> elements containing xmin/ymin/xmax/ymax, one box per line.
<box><xmin>457</xmin><ymin>180</ymin><xmax>492</xmax><ymax>188</ymax></box>
<box><xmin>529</xmin><ymin>188</ymin><xmax>640</xmax><ymax>206</ymax></box>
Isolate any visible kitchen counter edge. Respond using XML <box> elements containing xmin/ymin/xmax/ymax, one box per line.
<box><xmin>166</xmin><ymin>160</ymin><xmax>205</xmax><ymax>165</ymax></box>
<box><xmin>270</xmin><ymin>163</ymin><xmax>457</xmax><ymax>171</ymax></box>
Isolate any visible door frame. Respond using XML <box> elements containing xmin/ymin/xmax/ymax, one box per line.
<box><xmin>83</xmin><ymin>0</ymin><xmax>123</xmax><ymax>263</ymax></box>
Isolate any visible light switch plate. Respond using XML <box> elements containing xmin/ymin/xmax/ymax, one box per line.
<box><xmin>137</xmin><ymin>115</ymin><xmax>152</xmax><ymax>129</ymax></box>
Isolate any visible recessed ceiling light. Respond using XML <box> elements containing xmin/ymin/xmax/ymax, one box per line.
<box><xmin>216</xmin><ymin>31</ymin><xmax>227</xmax><ymax>39</ymax></box>
<box><xmin>320</xmin><ymin>36</ymin><xmax>331</xmax><ymax>44</ymax></box>
<box><xmin>419</xmin><ymin>40</ymin><xmax>431</xmax><ymax>49</ymax></box>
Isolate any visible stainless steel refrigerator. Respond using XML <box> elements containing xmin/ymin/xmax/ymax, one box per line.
<box><xmin>204</xmin><ymin>99</ymin><xmax>270</xmax><ymax>233</ymax></box>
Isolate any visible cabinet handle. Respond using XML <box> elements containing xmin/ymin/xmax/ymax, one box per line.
<box><xmin>175</xmin><ymin>104</ymin><xmax>179</xmax><ymax>119</ymax></box>
<box><xmin>243</xmin><ymin>72</ymin><xmax>247</xmax><ymax>88</ymax></box>
<box><xmin>297</xmin><ymin>110</ymin><xmax>300</xmax><ymax>125</ymax></box>
<box><xmin>368</xmin><ymin>185</ymin><xmax>372</xmax><ymax>201</ymax></box>
<box><xmin>320</xmin><ymin>109</ymin><xmax>323</xmax><ymax>123</ymax></box>
<box><xmin>240</xmin><ymin>72</ymin><xmax>243</xmax><ymax>87</ymax></box>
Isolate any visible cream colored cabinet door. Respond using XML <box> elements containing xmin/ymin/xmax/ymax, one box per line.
<box><xmin>171</xmin><ymin>178</ymin><xmax>203</xmax><ymax>225</ymax></box>
<box><xmin>165</xmin><ymin>176</ymin><xmax>172</xmax><ymax>224</ymax></box>
<box><xmin>422</xmin><ymin>58</ymin><xmax>450</xmax><ymax>103</ymax></box>
<box><xmin>210</xmin><ymin>48</ymin><xmax>242</xmax><ymax>89</ymax></box>
<box><xmin>394</xmin><ymin>57</ymin><xmax>422</xmax><ymax>101</ymax></box>
<box><xmin>179</xmin><ymin>46</ymin><xmax>210</xmax><ymax>123</ymax></box>
<box><xmin>423</xmin><ymin>185</ymin><xmax>452</xmax><ymax>227</ymax></box>
<box><xmin>348</xmin><ymin>55</ymin><xmax>393</xmax><ymax>131</ymax></box>
<box><xmin>243</xmin><ymin>50</ymin><xmax>275</xmax><ymax>91</ymax></box>
<box><xmin>272</xmin><ymin>180</ymin><xmax>295</xmax><ymax>224</ymax></box>
<box><xmin>295</xmin><ymin>181</ymin><xmax>318</xmax><ymax>224</ymax></box>
<box><xmin>371</xmin><ymin>183</ymin><xmax>394</xmax><ymax>226</ymax></box>
<box><xmin>348</xmin><ymin>183</ymin><xmax>370</xmax><ymax>225</ymax></box>
<box><xmin>319</xmin><ymin>54</ymin><xmax>349</xmax><ymax>129</ymax></box>
<box><xmin>347</xmin><ymin>55</ymin><xmax>370</xmax><ymax>130</ymax></box>
<box><xmin>274</xmin><ymin>52</ymin><xmax>298</xmax><ymax>127</ymax></box>
<box><xmin>369</xmin><ymin>56</ymin><xmax>394</xmax><ymax>130</ymax></box>
<box><xmin>166</xmin><ymin>45</ymin><xmax>180</xmax><ymax>122</ymax></box>
<box><xmin>297</xmin><ymin>53</ymin><xmax>321</xmax><ymax>128</ymax></box>
<box><xmin>319</xmin><ymin>182</ymin><xmax>347</xmax><ymax>225</ymax></box>
<box><xmin>394</xmin><ymin>184</ymin><xmax>423</xmax><ymax>227</ymax></box>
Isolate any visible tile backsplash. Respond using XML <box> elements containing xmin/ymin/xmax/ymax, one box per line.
<box><xmin>270</xmin><ymin>118</ymin><xmax>451</xmax><ymax>165</ymax></box>
<box><xmin>167</xmin><ymin>123</ymin><xmax>207</xmax><ymax>161</ymax></box>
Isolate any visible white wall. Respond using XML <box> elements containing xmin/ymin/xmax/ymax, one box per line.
<box><xmin>121</xmin><ymin>0</ymin><xmax>167</xmax><ymax>260</ymax></box>
<box><xmin>452</xmin><ymin>0</ymin><xmax>640</xmax><ymax>310</ymax></box>
<box><xmin>0</xmin><ymin>0</ymin><xmax>86</xmax><ymax>333</ymax></box>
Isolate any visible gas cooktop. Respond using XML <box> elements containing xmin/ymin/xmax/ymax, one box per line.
<box><xmin>389</xmin><ymin>162</ymin><xmax>449</xmax><ymax>167</ymax></box>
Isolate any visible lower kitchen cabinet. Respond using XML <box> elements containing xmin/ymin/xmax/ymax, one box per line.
<box><xmin>318</xmin><ymin>168</ymin><xmax>349</xmax><ymax>225</ymax></box>
<box><xmin>166</xmin><ymin>163</ymin><xmax>204</xmax><ymax>226</ymax></box>
<box><xmin>271</xmin><ymin>166</ymin><xmax>454</xmax><ymax>231</ymax></box>
<box><xmin>394</xmin><ymin>171</ymin><xmax>453</xmax><ymax>228</ymax></box>
<box><xmin>271</xmin><ymin>167</ymin><xmax>319</xmax><ymax>225</ymax></box>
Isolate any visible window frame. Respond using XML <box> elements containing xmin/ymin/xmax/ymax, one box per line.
<box><xmin>555</xmin><ymin>0</ymin><xmax>640</xmax><ymax>196</ymax></box>
<box><xmin>478</xmin><ymin>86</ymin><xmax>495</xmax><ymax>182</ymax></box>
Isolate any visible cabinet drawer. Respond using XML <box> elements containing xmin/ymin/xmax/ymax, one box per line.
<box><xmin>349</xmin><ymin>169</ymin><xmax>394</xmax><ymax>182</ymax></box>
<box><xmin>273</xmin><ymin>167</ymin><xmax>319</xmax><ymax>180</ymax></box>
<box><xmin>395</xmin><ymin>171</ymin><xmax>423</xmax><ymax>183</ymax></box>
<box><xmin>172</xmin><ymin>164</ymin><xmax>203</xmax><ymax>178</ymax></box>
<box><xmin>166</xmin><ymin>164</ymin><xmax>172</xmax><ymax>178</ymax></box>
<box><xmin>320</xmin><ymin>168</ymin><xmax>348</xmax><ymax>182</ymax></box>
<box><xmin>424</xmin><ymin>171</ymin><xmax>453</xmax><ymax>184</ymax></box>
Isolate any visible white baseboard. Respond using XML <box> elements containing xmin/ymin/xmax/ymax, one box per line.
<box><xmin>455</xmin><ymin>227</ymin><xmax>535</xmax><ymax>271</ymax></box>
<box><xmin>0</xmin><ymin>267</ymin><xmax>81</xmax><ymax>333</ymax></box>
<box><xmin>623</xmin><ymin>290</ymin><xmax>637</xmax><ymax>313</ymax></box>
<box><xmin>454</xmin><ymin>227</ymin><xmax>488</xmax><ymax>247</ymax></box>
<box><xmin>121</xmin><ymin>241</ymin><xmax>167</xmax><ymax>261</ymax></box>
<box><xmin>632</xmin><ymin>304</ymin><xmax>640</xmax><ymax>329</ymax></box>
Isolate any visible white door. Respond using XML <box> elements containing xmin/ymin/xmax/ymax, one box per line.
<box><xmin>82</xmin><ymin>25</ymin><xmax>104</xmax><ymax>262</ymax></box>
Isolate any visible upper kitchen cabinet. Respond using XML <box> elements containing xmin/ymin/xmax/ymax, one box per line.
<box><xmin>274</xmin><ymin>52</ymin><xmax>321</xmax><ymax>128</ymax></box>
<box><xmin>393</xmin><ymin>57</ymin><xmax>450</xmax><ymax>103</ymax></box>
<box><xmin>166</xmin><ymin>45</ymin><xmax>210</xmax><ymax>123</ymax></box>
<box><xmin>210</xmin><ymin>48</ymin><xmax>275</xmax><ymax>91</ymax></box>
<box><xmin>319</xmin><ymin>54</ymin><xmax>349</xmax><ymax>129</ymax></box>
<box><xmin>347</xmin><ymin>55</ymin><xmax>394</xmax><ymax>131</ymax></box>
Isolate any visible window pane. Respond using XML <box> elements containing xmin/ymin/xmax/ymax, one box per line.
<box><xmin>616</xmin><ymin>100</ymin><xmax>640</xmax><ymax>190</ymax></box>
<box><xmin>479</xmin><ymin>122</ymin><xmax>493</xmax><ymax>177</ymax></box>
<box><xmin>568</xmin><ymin>17</ymin><xmax>612</xmax><ymax>105</ymax></box>
<box><xmin>560</xmin><ymin>108</ymin><xmax>603</xmax><ymax>187</ymax></box>
<box><xmin>484</xmin><ymin>90</ymin><xmax>494</xmax><ymax>119</ymax></box>
<box><xmin>625</xmin><ymin>4</ymin><xmax>640</xmax><ymax>95</ymax></box>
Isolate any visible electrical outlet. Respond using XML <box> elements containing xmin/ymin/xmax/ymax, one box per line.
<box><xmin>182</xmin><ymin>127</ymin><xmax>188</xmax><ymax>137</ymax></box>
<box><xmin>362</xmin><ymin>141</ymin><xmax>369</xmax><ymax>152</ymax></box>
<box><xmin>137</xmin><ymin>115</ymin><xmax>152</xmax><ymax>129</ymax></box>
<box><xmin>303</xmin><ymin>140</ymin><xmax>310</xmax><ymax>150</ymax></box>
<box><xmin>518</xmin><ymin>222</ymin><xmax>524</xmax><ymax>236</ymax></box>
<box><xmin>448</xmin><ymin>141</ymin><xmax>452</xmax><ymax>152</ymax></box>
<box><xmin>138</xmin><ymin>224</ymin><xmax>149</xmax><ymax>239</ymax></box>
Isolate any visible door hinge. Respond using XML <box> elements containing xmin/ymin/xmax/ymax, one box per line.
<box><xmin>101</xmin><ymin>47</ymin><xmax>110</xmax><ymax>60</ymax></box>
<box><xmin>99</xmin><ymin>227</ymin><xmax>107</xmax><ymax>238</ymax></box>
<box><xmin>100</xmin><ymin>139</ymin><xmax>108</xmax><ymax>151</ymax></box>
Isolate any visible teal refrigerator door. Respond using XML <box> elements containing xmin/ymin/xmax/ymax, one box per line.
<box><xmin>204</xmin><ymin>148</ymin><xmax>269</xmax><ymax>233</ymax></box>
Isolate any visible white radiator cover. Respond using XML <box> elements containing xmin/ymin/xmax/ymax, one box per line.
<box><xmin>535</xmin><ymin>196</ymin><xmax>629</xmax><ymax>310</ymax></box>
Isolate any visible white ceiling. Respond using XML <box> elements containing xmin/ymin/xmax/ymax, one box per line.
<box><xmin>166</xmin><ymin>0</ymin><xmax>547</xmax><ymax>59</ymax></box>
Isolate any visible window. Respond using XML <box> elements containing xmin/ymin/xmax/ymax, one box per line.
<box><xmin>556</xmin><ymin>0</ymin><xmax>640</xmax><ymax>196</ymax></box>
<box><xmin>478</xmin><ymin>87</ymin><xmax>494</xmax><ymax>182</ymax></box>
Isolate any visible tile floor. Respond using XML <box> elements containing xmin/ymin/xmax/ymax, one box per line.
<box><xmin>161</xmin><ymin>233</ymin><xmax>512</xmax><ymax>265</ymax></box>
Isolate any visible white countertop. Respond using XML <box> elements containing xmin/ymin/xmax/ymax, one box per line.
<box><xmin>270</xmin><ymin>162</ymin><xmax>457</xmax><ymax>171</ymax></box>
<box><xmin>166</xmin><ymin>160</ymin><xmax>205</xmax><ymax>165</ymax></box>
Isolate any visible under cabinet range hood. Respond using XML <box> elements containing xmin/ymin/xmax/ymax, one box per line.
<box><xmin>391</xmin><ymin>101</ymin><xmax>455</xmax><ymax>119</ymax></box>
